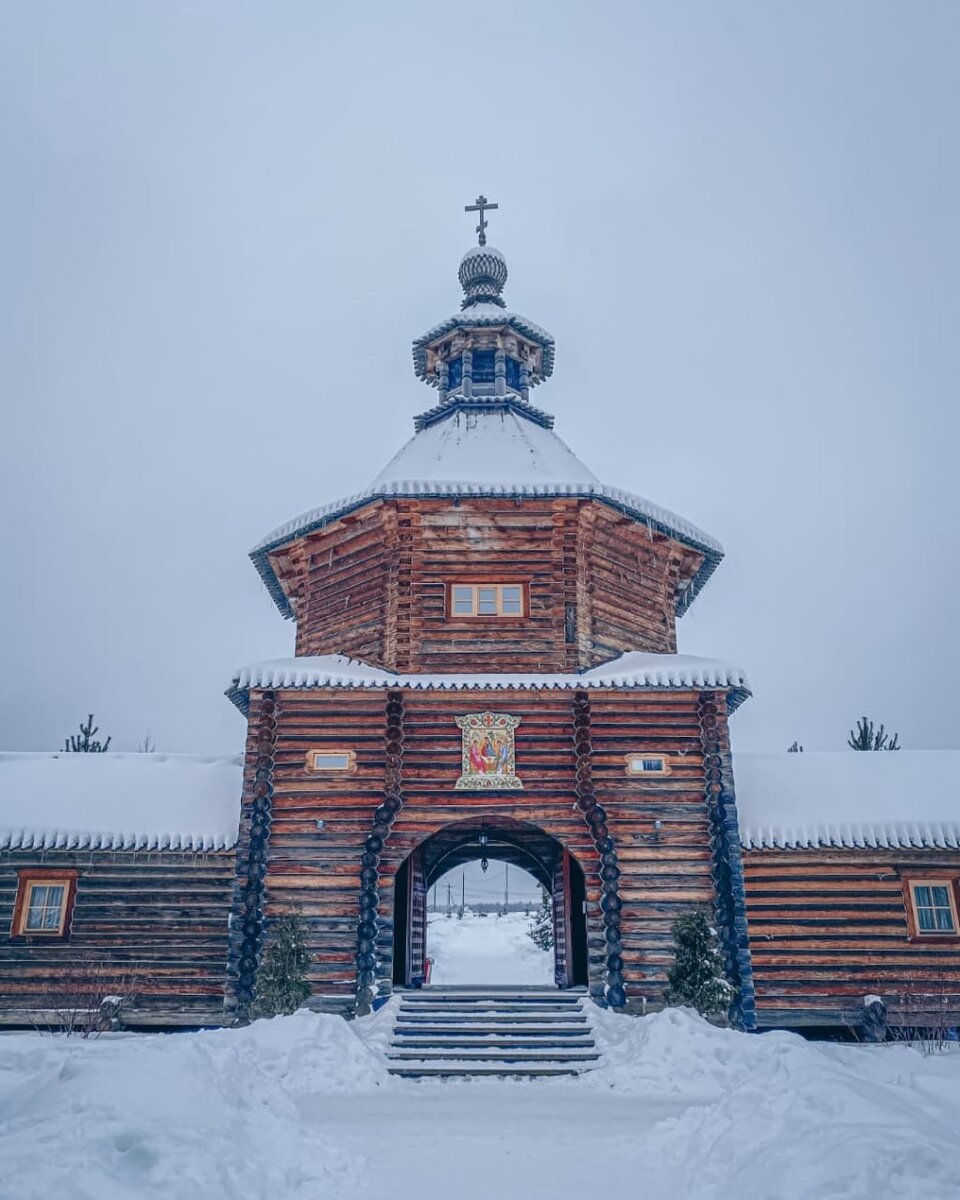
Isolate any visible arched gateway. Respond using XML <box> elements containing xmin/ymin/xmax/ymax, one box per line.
<box><xmin>391</xmin><ymin>818</ymin><xmax>589</xmax><ymax>990</ymax></box>
<box><xmin>225</xmin><ymin>204</ymin><xmax>756</xmax><ymax>1029</ymax></box>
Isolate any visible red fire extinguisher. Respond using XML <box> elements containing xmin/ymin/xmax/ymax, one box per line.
<box><xmin>424</xmin><ymin>956</ymin><xmax>434</xmax><ymax>985</ymax></box>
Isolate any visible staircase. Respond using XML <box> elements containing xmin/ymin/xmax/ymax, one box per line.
<box><xmin>386</xmin><ymin>986</ymin><xmax>599</xmax><ymax>1079</ymax></box>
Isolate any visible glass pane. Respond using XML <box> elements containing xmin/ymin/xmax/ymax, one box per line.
<box><xmin>930</xmin><ymin>886</ymin><xmax>950</xmax><ymax>908</ymax></box>
<box><xmin>501</xmin><ymin>587</ymin><xmax>522</xmax><ymax>614</ymax></box>
<box><xmin>313</xmin><ymin>753</ymin><xmax>350</xmax><ymax>771</ymax></box>
<box><xmin>642</xmin><ymin>759</ymin><xmax>664</xmax><ymax>772</ymax></box>
<box><xmin>917</xmin><ymin>906</ymin><xmax>935</xmax><ymax>931</ymax></box>
<box><xmin>914</xmin><ymin>886</ymin><xmax>932</xmax><ymax>907</ymax></box>
<box><xmin>478</xmin><ymin>587</ymin><xmax>497</xmax><ymax>615</ymax></box>
<box><xmin>936</xmin><ymin>907</ymin><xmax>956</xmax><ymax>932</ymax></box>
<box><xmin>452</xmin><ymin>587</ymin><xmax>474</xmax><ymax>614</ymax></box>
<box><xmin>472</xmin><ymin>350</ymin><xmax>496</xmax><ymax>383</ymax></box>
<box><xmin>25</xmin><ymin>885</ymin><xmax>64</xmax><ymax>931</ymax></box>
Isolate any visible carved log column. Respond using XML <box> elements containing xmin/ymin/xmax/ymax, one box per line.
<box><xmin>572</xmin><ymin>691</ymin><xmax>626</xmax><ymax>1008</ymax></box>
<box><xmin>225</xmin><ymin>690</ymin><xmax>278</xmax><ymax>1022</ymax></box>
<box><xmin>698</xmin><ymin>691</ymin><xmax>757</xmax><ymax>1030</ymax></box>
<box><xmin>355</xmin><ymin>689</ymin><xmax>405</xmax><ymax>1016</ymax></box>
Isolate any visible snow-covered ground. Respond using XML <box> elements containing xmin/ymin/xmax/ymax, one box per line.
<box><xmin>426</xmin><ymin>909</ymin><xmax>553</xmax><ymax>985</ymax></box>
<box><xmin>3</xmin><ymin>908</ymin><xmax>960</xmax><ymax>1199</ymax></box>
<box><xmin>3</xmin><ymin>1005</ymin><xmax>960</xmax><ymax>1200</ymax></box>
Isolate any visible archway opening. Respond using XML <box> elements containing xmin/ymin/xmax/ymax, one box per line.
<box><xmin>428</xmin><ymin>861</ymin><xmax>550</xmax><ymax>985</ymax></box>
<box><xmin>391</xmin><ymin>817</ymin><xmax>589</xmax><ymax>990</ymax></box>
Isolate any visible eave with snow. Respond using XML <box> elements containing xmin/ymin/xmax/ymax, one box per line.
<box><xmin>226</xmin><ymin>651</ymin><xmax>752</xmax><ymax>715</ymax></box>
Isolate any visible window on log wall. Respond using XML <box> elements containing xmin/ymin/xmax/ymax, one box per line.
<box><xmin>906</xmin><ymin>879</ymin><xmax>960</xmax><ymax>936</ymax></box>
<box><xmin>12</xmin><ymin>870</ymin><xmax>78</xmax><ymax>938</ymax></box>
<box><xmin>449</xmin><ymin>584</ymin><xmax>525</xmax><ymax>617</ymax></box>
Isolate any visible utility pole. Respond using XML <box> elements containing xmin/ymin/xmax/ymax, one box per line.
<box><xmin>447</xmin><ymin>882</ymin><xmax>452</xmax><ymax>913</ymax></box>
<box><xmin>505</xmin><ymin>864</ymin><xmax>509</xmax><ymax>911</ymax></box>
<box><xmin>461</xmin><ymin>871</ymin><xmax>465</xmax><ymax>914</ymax></box>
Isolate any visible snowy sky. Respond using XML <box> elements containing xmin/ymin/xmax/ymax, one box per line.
<box><xmin>2</xmin><ymin>3</ymin><xmax>958</xmax><ymax>756</ymax></box>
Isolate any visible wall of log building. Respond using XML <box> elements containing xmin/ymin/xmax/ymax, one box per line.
<box><xmin>273</xmin><ymin>497</ymin><xmax>703</xmax><ymax>674</ymax></box>
<box><xmin>743</xmin><ymin>848</ymin><xmax>960</xmax><ymax>1028</ymax></box>
<box><xmin>0</xmin><ymin>850</ymin><xmax>234</xmax><ymax>1026</ymax></box>
<box><xmin>230</xmin><ymin>685</ymin><xmax>729</xmax><ymax>1016</ymax></box>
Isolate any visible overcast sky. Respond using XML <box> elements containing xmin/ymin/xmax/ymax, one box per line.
<box><xmin>2</xmin><ymin>2</ymin><xmax>958</xmax><ymax>757</ymax></box>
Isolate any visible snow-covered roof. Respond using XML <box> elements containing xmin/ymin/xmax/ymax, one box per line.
<box><xmin>735</xmin><ymin>751</ymin><xmax>960</xmax><ymax>851</ymax></box>
<box><xmin>250</xmin><ymin>407</ymin><xmax>723</xmax><ymax>620</ymax></box>
<box><xmin>0</xmin><ymin>752</ymin><xmax>243</xmax><ymax>853</ymax></box>
<box><xmin>227</xmin><ymin>651</ymin><xmax>751</xmax><ymax>713</ymax></box>
<box><xmin>370</xmin><ymin>406</ymin><xmax>598</xmax><ymax>488</ymax></box>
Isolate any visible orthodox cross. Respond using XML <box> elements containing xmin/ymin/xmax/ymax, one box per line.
<box><xmin>464</xmin><ymin>194</ymin><xmax>498</xmax><ymax>246</ymax></box>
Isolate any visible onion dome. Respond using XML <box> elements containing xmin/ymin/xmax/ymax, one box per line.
<box><xmin>459</xmin><ymin>245</ymin><xmax>508</xmax><ymax>308</ymax></box>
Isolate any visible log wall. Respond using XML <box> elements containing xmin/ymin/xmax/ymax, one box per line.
<box><xmin>228</xmin><ymin>684</ymin><xmax>731</xmax><ymax>1017</ymax></box>
<box><xmin>271</xmin><ymin>498</ymin><xmax>704</xmax><ymax>673</ymax></box>
<box><xmin>743</xmin><ymin>848</ymin><xmax>960</xmax><ymax>1028</ymax></box>
<box><xmin>0</xmin><ymin>848</ymin><xmax>234</xmax><ymax>1027</ymax></box>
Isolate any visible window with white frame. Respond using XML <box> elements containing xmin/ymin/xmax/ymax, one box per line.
<box><xmin>908</xmin><ymin>880</ymin><xmax>959</xmax><ymax>935</ymax></box>
<box><xmin>305</xmin><ymin>749</ymin><xmax>357</xmax><ymax>774</ymax></box>
<box><xmin>625</xmin><ymin>754</ymin><xmax>670</xmax><ymax>776</ymax></box>
<box><xmin>449</xmin><ymin>584</ymin><xmax>525</xmax><ymax>617</ymax></box>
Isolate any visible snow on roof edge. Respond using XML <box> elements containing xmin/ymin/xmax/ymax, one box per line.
<box><xmin>226</xmin><ymin>652</ymin><xmax>751</xmax><ymax>716</ymax></box>
<box><xmin>734</xmin><ymin>751</ymin><xmax>960</xmax><ymax>852</ymax></box>
<box><xmin>0</xmin><ymin>752</ymin><xmax>243</xmax><ymax>854</ymax></box>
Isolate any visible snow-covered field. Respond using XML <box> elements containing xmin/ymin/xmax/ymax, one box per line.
<box><xmin>426</xmin><ymin>909</ymin><xmax>553</xmax><ymax>984</ymax></box>
<box><xmin>3</xmin><ymin>909</ymin><xmax>960</xmax><ymax>1200</ymax></box>
<box><xmin>3</xmin><ymin>1006</ymin><xmax>960</xmax><ymax>1199</ymax></box>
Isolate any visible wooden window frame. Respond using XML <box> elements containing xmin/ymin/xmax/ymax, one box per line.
<box><xmin>11</xmin><ymin>869</ymin><xmax>78</xmax><ymax>940</ymax></box>
<box><xmin>447</xmin><ymin>582</ymin><xmax>528</xmax><ymax>619</ymax></box>
<box><xmin>624</xmin><ymin>754</ymin><xmax>671</xmax><ymax>777</ymax></box>
<box><xmin>903</xmin><ymin>877</ymin><xmax>960</xmax><ymax>941</ymax></box>
<box><xmin>305</xmin><ymin>749</ymin><xmax>357</xmax><ymax>775</ymax></box>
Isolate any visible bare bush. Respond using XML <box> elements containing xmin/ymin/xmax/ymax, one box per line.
<box><xmin>888</xmin><ymin>970</ymin><xmax>960</xmax><ymax>1055</ymax></box>
<box><xmin>32</xmin><ymin>956</ymin><xmax>141</xmax><ymax>1037</ymax></box>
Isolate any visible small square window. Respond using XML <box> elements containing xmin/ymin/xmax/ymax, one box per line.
<box><xmin>908</xmin><ymin>880</ymin><xmax>958</xmax><ymax>935</ymax></box>
<box><xmin>625</xmin><ymin>754</ymin><xmax>670</xmax><ymax>776</ymax></box>
<box><xmin>13</xmin><ymin>874</ymin><xmax>76</xmax><ymax>938</ymax></box>
<box><xmin>306</xmin><ymin>750</ymin><xmax>357</xmax><ymax>774</ymax></box>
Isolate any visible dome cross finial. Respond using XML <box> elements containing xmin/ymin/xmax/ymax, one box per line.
<box><xmin>464</xmin><ymin>194</ymin><xmax>498</xmax><ymax>246</ymax></box>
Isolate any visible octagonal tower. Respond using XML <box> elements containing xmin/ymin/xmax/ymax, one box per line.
<box><xmin>250</xmin><ymin>240</ymin><xmax>723</xmax><ymax>674</ymax></box>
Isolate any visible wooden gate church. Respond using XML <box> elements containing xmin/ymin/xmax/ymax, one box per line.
<box><xmin>6</xmin><ymin>201</ymin><xmax>960</xmax><ymax>1033</ymax></box>
<box><xmin>223</xmin><ymin>198</ymin><xmax>755</xmax><ymax>1023</ymax></box>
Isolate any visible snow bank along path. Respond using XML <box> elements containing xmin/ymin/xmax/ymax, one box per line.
<box><xmin>3</xmin><ymin>1007</ymin><xmax>960</xmax><ymax>1200</ymax></box>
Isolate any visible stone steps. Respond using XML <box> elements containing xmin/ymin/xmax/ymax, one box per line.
<box><xmin>386</xmin><ymin>986</ymin><xmax>599</xmax><ymax>1079</ymax></box>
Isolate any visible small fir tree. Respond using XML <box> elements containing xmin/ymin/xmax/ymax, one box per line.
<box><xmin>786</xmin><ymin>740</ymin><xmax>804</xmax><ymax>753</ymax></box>
<box><xmin>848</xmin><ymin>716</ymin><xmax>900</xmax><ymax>752</ymax></box>
<box><xmin>253</xmin><ymin>914</ymin><xmax>312</xmax><ymax>1017</ymax></box>
<box><xmin>663</xmin><ymin>910</ymin><xmax>733</xmax><ymax>1017</ymax></box>
<box><xmin>528</xmin><ymin>890</ymin><xmax>554</xmax><ymax>951</ymax></box>
<box><xmin>64</xmin><ymin>714</ymin><xmax>111</xmax><ymax>753</ymax></box>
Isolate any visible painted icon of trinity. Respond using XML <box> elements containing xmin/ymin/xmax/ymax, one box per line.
<box><xmin>455</xmin><ymin>712</ymin><xmax>523</xmax><ymax>790</ymax></box>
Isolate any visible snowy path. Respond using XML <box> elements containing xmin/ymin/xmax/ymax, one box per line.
<box><xmin>426</xmin><ymin>910</ymin><xmax>553</xmax><ymax>985</ymax></box>
<box><xmin>296</xmin><ymin>1086</ymin><xmax>687</xmax><ymax>1199</ymax></box>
